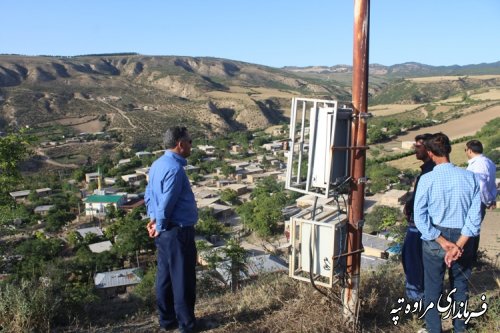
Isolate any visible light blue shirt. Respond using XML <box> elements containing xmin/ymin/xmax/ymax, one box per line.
<box><xmin>414</xmin><ymin>163</ymin><xmax>482</xmax><ymax>241</ymax></box>
<box><xmin>145</xmin><ymin>151</ymin><xmax>198</xmax><ymax>231</ymax></box>
<box><xmin>467</xmin><ymin>154</ymin><xmax>497</xmax><ymax>206</ymax></box>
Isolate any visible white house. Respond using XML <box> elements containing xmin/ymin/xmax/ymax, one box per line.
<box><xmin>84</xmin><ymin>194</ymin><xmax>126</xmax><ymax>216</ymax></box>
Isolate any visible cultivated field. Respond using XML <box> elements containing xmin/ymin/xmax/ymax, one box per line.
<box><xmin>470</xmin><ymin>88</ymin><xmax>500</xmax><ymax>101</ymax></box>
<box><xmin>368</xmin><ymin>103</ymin><xmax>423</xmax><ymax>117</ymax></box>
<box><xmin>407</xmin><ymin>74</ymin><xmax>500</xmax><ymax>83</ymax></box>
<box><xmin>388</xmin><ymin>141</ymin><xmax>469</xmax><ymax>171</ymax></box>
<box><xmin>71</xmin><ymin>119</ymin><xmax>106</xmax><ymax>133</ymax></box>
<box><xmin>397</xmin><ymin>104</ymin><xmax>500</xmax><ymax>141</ymax></box>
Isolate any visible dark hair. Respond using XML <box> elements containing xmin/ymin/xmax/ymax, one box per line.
<box><xmin>163</xmin><ymin>126</ymin><xmax>189</xmax><ymax>149</ymax></box>
<box><xmin>466</xmin><ymin>140</ymin><xmax>483</xmax><ymax>154</ymax></box>
<box><xmin>415</xmin><ymin>133</ymin><xmax>433</xmax><ymax>142</ymax></box>
<box><xmin>424</xmin><ymin>132</ymin><xmax>451</xmax><ymax>157</ymax></box>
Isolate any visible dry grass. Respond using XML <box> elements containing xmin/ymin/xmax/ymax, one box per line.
<box><xmin>55</xmin><ymin>259</ymin><xmax>500</xmax><ymax>333</ymax></box>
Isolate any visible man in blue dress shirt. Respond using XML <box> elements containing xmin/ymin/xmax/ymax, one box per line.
<box><xmin>414</xmin><ymin>132</ymin><xmax>482</xmax><ymax>333</ymax></box>
<box><xmin>145</xmin><ymin>126</ymin><xmax>200</xmax><ymax>333</ymax></box>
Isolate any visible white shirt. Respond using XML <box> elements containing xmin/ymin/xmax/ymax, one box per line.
<box><xmin>467</xmin><ymin>154</ymin><xmax>497</xmax><ymax>206</ymax></box>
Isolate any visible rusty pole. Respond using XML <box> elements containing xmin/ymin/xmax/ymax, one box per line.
<box><xmin>343</xmin><ymin>0</ymin><xmax>370</xmax><ymax>326</ymax></box>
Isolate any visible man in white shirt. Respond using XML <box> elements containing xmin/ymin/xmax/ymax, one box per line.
<box><xmin>465</xmin><ymin>139</ymin><xmax>497</xmax><ymax>264</ymax></box>
<box><xmin>465</xmin><ymin>140</ymin><xmax>497</xmax><ymax>216</ymax></box>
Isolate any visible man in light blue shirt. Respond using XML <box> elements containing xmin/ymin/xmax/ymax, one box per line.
<box><xmin>145</xmin><ymin>126</ymin><xmax>201</xmax><ymax>333</ymax></box>
<box><xmin>465</xmin><ymin>139</ymin><xmax>497</xmax><ymax>214</ymax></box>
<box><xmin>414</xmin><ymin>132</ymin><xmax>481</xmax><ymax>333</ymax></box>
<box><xmin>465</xmin><ymin>139</ymin><xmax>497</xmax><ymax>264</ymax></box>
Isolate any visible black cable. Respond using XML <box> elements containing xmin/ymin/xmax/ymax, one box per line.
<box><xmin>309</xmin><ymin>196</ymin><xmax>331</xmax><ymax>299</ymax></box>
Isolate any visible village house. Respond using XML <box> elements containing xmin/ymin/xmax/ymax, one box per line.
<box><xmin>120</xmin><ymin>197</ymin><xmax>145</xmax><ymax>213</ymax></box>
<box><xmin>262</xmin><ymin>142</ymin><xmax>282</xmax><ymax>152</ymax></box>
<box><xmin>121</xmin><ymin>173</ymin><xmax>146</xmax><ymax>185</ymax></box>
<box><xmin>223</xmin><ymin>183</ymin><xmax>248</xmax><ymax>196</ymax></box>
<box><xmin>216</xmin><ymin>179</ymin><xmax>236</xmax><ymax>188</ymax></box>
<box><xmin>104</xmin><ymin>177</ymin><xmax>117</xmax><ymax>185</ymax></box>
<box><xmin>85</xmin><ymin>172</ymin><xmax>101</xmax><ymax>183</ymax></box>
<box><xmin>76</xmin><ymin>226</ymin><xmax>104</xmax><ymax>238</ymax></box>
<box><xmin>246</xmin><ymin>171</ymin><xmax>282</xmax><ymax>184</ymax></box>
<box><xmin>208</xmin><ymin>203</ymin><xmax>233</xmax><ymax>221</ymax></box>
<box><xmin>272</xmin><ymin>127</ymin><xmax>287</xmax><ymax>136</ymax></box>
<box><xmin>362</xmin><ymin>233</ymin><xmax>393</xmax><ymax>259</ymax></box>
<box><xmin>197</xmin><ymin>197</ymin><xmax>222</xmax><ymax>210</ymax></box>
<box><xmin>197</xmin><ymin>145</ymin><xmax>216</xmax><ymax>155</ymax></box>
<box><xmin>117</xmin><ymin>158</ymin><xmax>131</xmax><ymax>166</ymax></box>
<box><xmin>192</xmin><ymin>187</ymin><xmax>219</xmax><ymax>200</ymax></box>
<box><xmin>35</xmin><ymin>188</ymin><xmax>52</xmax><ymax>197</ymax></box>
<box><xmin>88</xmin><ymin>241</ymin><xmax>113</xmax><ymax>253</ymax></box>
<box><xmin>34</xmin><ymin>205</ymin><xmax>54</xmax><ymax>216</ymax></box>
<box><xmin>135</xmin><ymin>151</ymin><xmax>152</xmax><ymax>159</ymax></box>
<box><xmin>84</xmin><ymin>194</ymin><xmax>126</xmax><ymax>216</ymax></box>
<box><xmin>9</xmin><ymin>187</ymin><xmax>53</xmax><ymax>202</ymax></box>
<box><xmin>94</xmin><ymin>268</ymin><xmax>142</xmax><ymax>297</ymax></box>
<box><xmin>184</xmin><ymin>165</ymin><xmax>200</xmax><ymax>174</ymax></box>
<box><xmin>135</xmin><ymin>167</ymin><xmax>150</xmax><ymax>181</ymax></box>
<box><xmin>9</xmin><ymin>190</ymin><xmax>30</xmax><ymax>202</ymax></box>
<box><xmin>379</xmin><ymin>189</ymin><xmax>408</xmax><ymax>207</ymax></box>
<box><xmin>152</xmin><ymin>150</ymin><xmax>165</xmax><ymax>156</ymax></box>
<box><xmin>215</xmin><ymin>254</ymin><xmax>288</xmax><ymax>287</ymax></box>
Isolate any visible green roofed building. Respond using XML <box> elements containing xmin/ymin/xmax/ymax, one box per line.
<box><xmin>84</xmin><ymin>194</ymin><xmax>126</xmax><ymax>216</ymax></box>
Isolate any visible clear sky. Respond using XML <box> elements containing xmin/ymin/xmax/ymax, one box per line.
<box><xmin>1</xmin><ymin>0</ymin><xmax>499</xmax><ymax>68</ymax></box>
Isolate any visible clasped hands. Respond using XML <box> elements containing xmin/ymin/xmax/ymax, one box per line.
<box><xmin>146</xmin><ymin>220</ymin><xmax>159</xmax><ymax>238</ymax></box>
<box><xmin>439</xmin><ymin>238</ymin><xmax>463</xmax><ymax>268</ymax></box>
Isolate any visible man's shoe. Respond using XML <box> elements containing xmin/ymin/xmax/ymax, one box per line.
<box><xmin>176</xmin><ymin>318</ymin><xmax>218</xmax><ymax>333</ymax></box>
<box><xmin>160</xmin><ymin>322</ymin><xmax>178</xmax><ymax>332</ymax></box>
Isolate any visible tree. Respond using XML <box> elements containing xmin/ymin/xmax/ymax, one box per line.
<box><xmin>196</xmin><ymin>241</ymin><xmax>222</xmax><ymax>271</ymax></box>
<box><xmin>220</xmin><ymin>189</ymin><xmax>240</xmax><ymax>205</ymax></box>
<box><xmin>364</xmin><ymin>205</ymin><xmax>404</xmax><ymax>242</ymax></box>
<box><xmin>366</xmin><ymin>162</ymin><xmax>400</xmax><ymax>193</ymax></box>
<box><xmin>221</xmin><ymin>239</ymin><xmax>247</xmax><ymax>292</ymax></box>
<box><xmin>196</xmin><ymin>208</ymin><xmax>226</xmax><ymax>237</ymax></box>
<box><xmin>45</xmin><ymin>208</ymin><xmax>75</xmax><ymax>232</ymax></box>
<box><xmin>0</xmin><ymin>130</ymin><xmax>33</xmax><ymax>200</ymax></box>
<box><xmin>113</xmin><ymin>209</ymin><xmax>154</xmax><ymax>261</ymax></box>
<box><xmin>220</xmin><ymin>163</ymin><xmax>236</xmax><ymax>178</ymax></box>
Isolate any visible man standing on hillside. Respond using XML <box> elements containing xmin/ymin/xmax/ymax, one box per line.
<box><xmin>414</xmin><ymin>132</ymin><xmax>482</xmax><ymax>333</ymax></box>
<box><xmin>145</xmin><ymin>126</ymin><xmax>205</xmax><ymax>333</ymax></box>
<box><xmin>402</xmin><ymin>133</ymin><xmax>435</xmax><ymax>301</ymax></box>
<box><xmin>465</xmin><ymin>139</ymin><xmax>497</xmax><ymax>261</ymax></box>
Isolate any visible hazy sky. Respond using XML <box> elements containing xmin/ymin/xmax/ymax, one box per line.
<box><xmin>1</xmin><ymin>0</ymin><xmax>499</xmax><ymax>67</ymax></box>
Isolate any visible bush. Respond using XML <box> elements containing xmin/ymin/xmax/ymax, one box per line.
<box><xmin>132</xmin><ymin>267</ymin><xmax>156</xmax><ymax>309</ymax></box>
<box><xmin>0</xmin><ymin>279</ymin><xmax>61</xmax><ymax>332</ymax></box>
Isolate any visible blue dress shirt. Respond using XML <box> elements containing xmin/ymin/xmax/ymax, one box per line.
<box><xmin>414</xmin><ymin>163</ymin><xmax>482</xmax><ymax>241</ymax></box>
<box><xmin>145</xmin><ymin>151</ymin><xmax>198</xmax><ymax>231</ymax></box>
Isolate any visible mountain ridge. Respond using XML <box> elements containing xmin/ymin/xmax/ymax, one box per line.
<box><xmin>1</xmin><ymin>54</ymin><xmax>499</xmax><ymax>147</ymax></box>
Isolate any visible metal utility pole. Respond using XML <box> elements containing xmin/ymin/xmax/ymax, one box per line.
<box><xmin>343</xmin><ymin>0</ymin><xmax>370</xmax><ymax>326</ymax></box>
